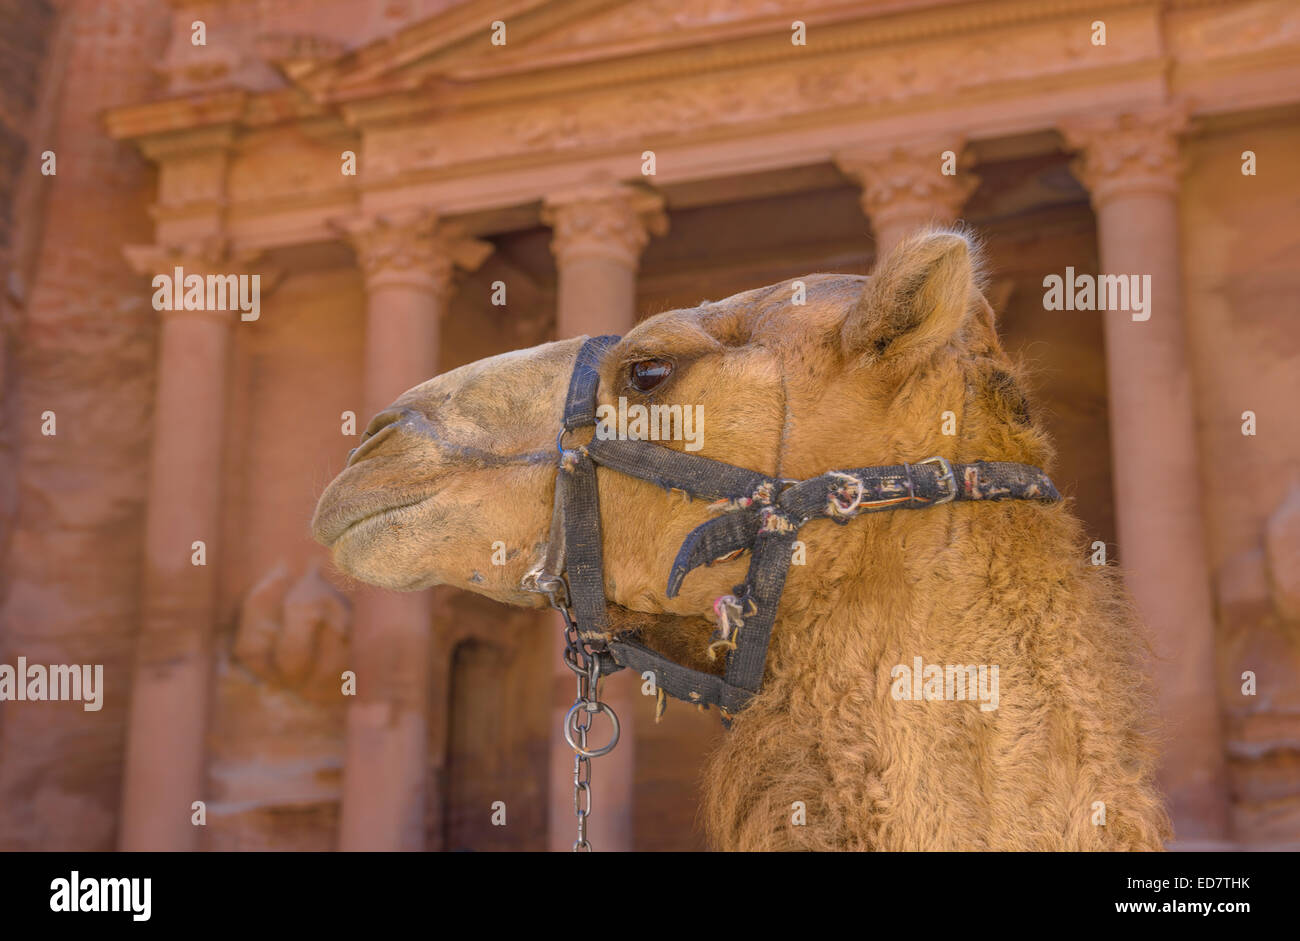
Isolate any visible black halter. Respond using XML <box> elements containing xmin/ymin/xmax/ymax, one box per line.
<box><xmin>525</xmin><ymin>335</ymin><xmax>1061</xmax><ymax>722</ymax></box>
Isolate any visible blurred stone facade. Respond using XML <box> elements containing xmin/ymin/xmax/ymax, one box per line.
<box><xmin>0</xmin><ymin>0</ymin><xmax>1297</xmax><ymax>850</ymax></box>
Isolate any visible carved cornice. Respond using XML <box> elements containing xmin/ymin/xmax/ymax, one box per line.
<box><xmin>103</xmin><ymin>0</ymin><xmax>1300</xmax><ymax>151</ymax></box>
<box><xmin>836</xmin><ymin>139</ymin><xmax>980</xmax><ymax>232</ymax></box>
<box><xmin>98</xmin><ymin>0</ymin><xmax>1300</xmax><ymax>250</ymax></box>
<box><xmin>109</xmin><ymin>0</ymin><xmax>1169</xmax><ymax>139</ymax></box>
<box><xmin>335</xmin><ymin>0</ymin><xmax>1155</xmax><ymax>111</ymax></box>
<box><xmin>542</xmin><ymin>183</ymin><xmax>668</xmax><ymax>269</ymax></box>
<box><xmin>335</xmin><ymin>209</ymin><xmax>493</xmax><ymax>293</ymax></box>
<box><xmin>362</xmin><ymin>9</ymin><xmax>1157</xmax><ymax>182</ymax></box>
<box><xmin>1061</xmin><ymin>104</ymin><xmax>1189</xmax><ymax>209</ymax></box>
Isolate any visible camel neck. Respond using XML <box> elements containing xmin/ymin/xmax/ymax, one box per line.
<box><xmin>763</xmin><ymin>492</ymin><xmax>1065</xmax><ymax>701</ymax></box>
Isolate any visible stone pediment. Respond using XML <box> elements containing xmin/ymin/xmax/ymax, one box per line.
<box><xmin>294</xmin><ymin>0</ymin><xmax>901</xmax><ymax>101</ymax></box>
<box><xmin>473</xmin><ymin>0</ymin><xmax>871</xmax><ymax>57</ymax></box>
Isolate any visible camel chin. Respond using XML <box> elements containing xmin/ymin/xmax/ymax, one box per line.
<box><xmin>318</xmin><ymin>493</ymin><xmax>445</xmax><ymax>593</ymax></box>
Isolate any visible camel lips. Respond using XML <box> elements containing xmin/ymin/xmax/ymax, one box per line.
<box><xmin>0</xmin><ymin>657</ymin><xmax>103</xmax><ymax>711</ymax></box>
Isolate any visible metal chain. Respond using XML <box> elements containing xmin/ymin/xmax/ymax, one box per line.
<box><xmin>568</xmin><ymin>632</ymin><xmax>596</xmax><ymax>851</ymax></box>
<box><xmin>528</xmin><ymin>574</ymin><xmax>620</xmax><ymax>852</ymax></box>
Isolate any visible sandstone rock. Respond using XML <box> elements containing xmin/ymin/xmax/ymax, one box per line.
<box><xmin>234</xmin><ymin>561</ymin><xmax>350</xmax><ymax>704</ymax></box>
<box><xmin>1265</xmin><ymin>482</ymin><xmax>1300</xmax><ymax>621</ymax></box>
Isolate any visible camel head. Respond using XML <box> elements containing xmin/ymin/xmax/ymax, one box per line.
<box><xmin>312</xmin><ymin>229</ymin><xmax>1047</xmax><ymax>668</ymax></box>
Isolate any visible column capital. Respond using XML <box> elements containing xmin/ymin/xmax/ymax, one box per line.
<box><xmin>835</xmin><ymin>138</ymin><xmax>980</xmax><ymax>236</ymax></box>
<box><xmin>123</xmin><ymin>237</ymin><xmax>280</xmax><ymax>325</ymax></box>
<box><xmin>336</xmin><ymin>209</ymin><xmax>492</xmax><ymax>294</ymax></box>
<box><xmin>542</xmin><ymin>183</ymin><xmax>668</xmax><ymax>269</ymax></box>
<box><xmin>1061</xmin><ymin>105</ymin><xmax>1188</xmax><ymax>210</ymax></box>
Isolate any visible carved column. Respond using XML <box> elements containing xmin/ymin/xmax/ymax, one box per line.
<box><xmin>336</xmin><ymin>209</ymin><xmax>490</xmax><ymax>850</ymax></box>
<box><xmin>544</xmin><ymin>183</ymin><xmax>668</xmax><ymax>337</ymax></box>
<box><xmin>1063</xmin><ymin>107</ymin><xmax>1228</xmax><ymax>841</ymax></box>
<box><xmin>837</xmin><ymin>140</ymin><xmax>980</xmax><ymax>259</ymax></box>
<box><xmin>542</xmin><ymin>183</ymin><xmax>667</xmax><ymax>851</ymax></box>
<box><xmin>118</xmin><ymin>240</ymin><xmax>264</xmax><ymax>850</ymax></box>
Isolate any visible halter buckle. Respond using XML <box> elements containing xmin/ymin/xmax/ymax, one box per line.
<box><xmin>916</xmin><ymin>456</ymin><xmax>958</xmax><ymax>505</ymax></box>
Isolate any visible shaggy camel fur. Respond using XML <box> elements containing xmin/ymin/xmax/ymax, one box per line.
<box><xmin>313</xmin><ymin>229</ymin><xmax>1172</xmax><ymax>850</ymax></box>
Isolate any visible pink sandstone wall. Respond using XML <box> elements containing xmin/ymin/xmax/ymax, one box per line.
<box><xmin>0</xmin><ymin>0</ymin><xmax>168</xmax><ymax>851</ymax></box>
<box><xmin>1180</xmin><ymin>115</ymin><xmax>1300</xmax><ymax>843</ymax></box>
<box><xmin>205</xmin><ymin>263</ymin><xmax>364</xmax><ymax>849</ymax></box>
<box><xmin>0</xmin><ymin>0</ymin><xmax>56</xmax><ymax>654</ymax></box>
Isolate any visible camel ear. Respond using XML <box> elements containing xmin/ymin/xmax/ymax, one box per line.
<box><xmin>842</xmin><ymin>230</ymin><xmax>976</xmax><ymax>365</ymax></box>
<box><xmin>966</xmin><ymin>291</ymin><xmax>1002</xmax><ymax>357</ymax></box>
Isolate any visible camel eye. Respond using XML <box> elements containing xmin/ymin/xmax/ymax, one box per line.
<box><xmin>629</xmin><ymin>358</ymin><xmax>673</xmax><ymax>392</ymax></box>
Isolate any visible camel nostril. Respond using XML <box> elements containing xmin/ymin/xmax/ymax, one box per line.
<box><xmin>347</xmin><ymin>408</ymin><xmax>407</xmax><ymax>467</ymax></box>
<box><xmin>362</xmin><ymin>408</ymin><xmax>404</xmax><ymax>440</ymax></box>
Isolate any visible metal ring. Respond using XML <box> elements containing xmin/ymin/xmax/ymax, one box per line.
<box><xmin>556</xmin><ymin>427</ymin><xmax>586</xmax><ymax>454</ymax></box>
<box><xmin>564</xmin><ymin>701</ymin><xmax>620</xmax><ymax>758</ymax></box>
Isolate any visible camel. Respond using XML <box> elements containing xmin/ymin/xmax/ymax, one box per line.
<box><xmin>313</xmin><ymin>229</ymin><xmax>1172</xmax><ymax>851</ymax></box>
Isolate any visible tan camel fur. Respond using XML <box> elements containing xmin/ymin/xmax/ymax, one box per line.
<box><xmin>313</xmin><ymin>229</ymin><xmax>1172</xmax><ymax>850</ymax></box>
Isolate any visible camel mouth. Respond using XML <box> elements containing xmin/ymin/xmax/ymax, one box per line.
<box><xmin>311</xmin><ymin>495</ymin><xmax>432</xmax><ymax>549</ymax></box>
